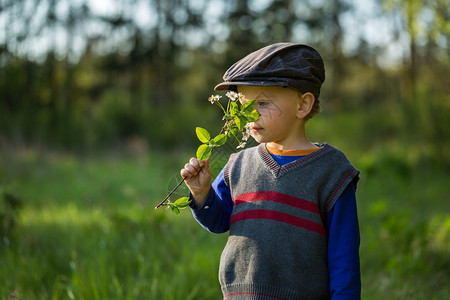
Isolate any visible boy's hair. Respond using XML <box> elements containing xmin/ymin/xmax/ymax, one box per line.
<box><xmin>215</xmin><ymin>43</ymin><xmax>325</xmax><ymax>114</ymax></box>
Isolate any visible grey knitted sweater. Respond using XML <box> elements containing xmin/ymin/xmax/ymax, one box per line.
<box><xmin>220</xmin><ymin>143</ymin><xmax>359</xmax><ymax>299</ymax></box>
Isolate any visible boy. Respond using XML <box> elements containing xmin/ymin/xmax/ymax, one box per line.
<box><xmin>181</xmin><ymin>43</ymin><xmax>360</xmax><ymax>299</ymax></box>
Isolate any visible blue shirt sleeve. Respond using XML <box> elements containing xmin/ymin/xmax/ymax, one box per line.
<box><xmin>190</xmin><ymin>169</ymin><xmax>233</xmax><ymax>233</ymax></box>
<box><xmin>327</xmin><ymin>181</ymin><xmax>361</xmax><ymax>299</ymax></box>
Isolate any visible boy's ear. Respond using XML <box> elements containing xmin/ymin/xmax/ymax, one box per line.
<box><xmin>296</xmin><ymin>92</ymin><xmax>315</xmax><ymax>119</ymax></box>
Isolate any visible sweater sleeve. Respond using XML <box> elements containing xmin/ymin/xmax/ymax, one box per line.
<box><xmin>327</xmin><ymin>181</ymin><xmax>361</xmax><ymax>299</ymax></box>
<box><xmin>190</xmin><ymin>169</ymin><xmax>233</xmax><ymax>233</ymax></box>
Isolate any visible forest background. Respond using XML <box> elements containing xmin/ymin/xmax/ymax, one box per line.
<box><xmin>0</xmin><ymin>0</ymin><xmax>449</xmax><ymax>299</ymax></box>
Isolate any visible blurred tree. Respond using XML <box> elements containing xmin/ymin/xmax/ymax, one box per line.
<box><xmin>382</xmin><ymin>0</ymin><xmax>450</xmax><ymax>100</ymax></box>
<box><xmin>219</xmin><ymin>0</ymin><xmax>300</xmax><ymax>67</ymax></box>
<box><xmin>316</xmin><ymin>0</ymin><xmax>351</xmax><ymax>107</ymax></box>
<box><xmin>0</xmin><ymin>0</ymin><xmax>448</xmax><ymax>154</ymax></box>
<box><xmin>380</xmin><ymin>0</ymin><xmax>450</xmax><ymax>163</ymax></box>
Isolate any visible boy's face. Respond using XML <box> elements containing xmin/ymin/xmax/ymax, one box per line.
<box><xmin>238</xmin><ymin>86</ymin><xmax>308</xmax><ymax>148</ymax></box>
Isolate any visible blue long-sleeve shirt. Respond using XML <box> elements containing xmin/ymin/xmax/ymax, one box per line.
<box><xmin>191</xmin><ymin>152</ymin><xmax>361</xmax><ymax>299</ymax></box>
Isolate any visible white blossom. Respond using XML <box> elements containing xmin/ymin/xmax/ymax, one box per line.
<box><xmin>208</xmin><ymin>95</ymin><xmax>221</xmax><ymax>104</ymax></box>
<box><xmin>238</xmin><ymin>92</ymin><xmax>247</xmax><ymax>103</ymax></box>
<box><xmin>237</xmin><ymin>142</ymin><xmax>246</xmax><ymax>149</ymax></box>
<box><xmin>226</xmin><ymin>91</ymin><xmax>239</xmax><ymax>102</ymax></box>
<box><xmin>242</xmin><ymin>123</ymin><xmax>251</xmax><ymax>141</ymax></box>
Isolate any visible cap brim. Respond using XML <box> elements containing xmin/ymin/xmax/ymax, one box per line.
<box><xmin>214</xmin><ymin>80</ymin><xmax>287</xmax><ymax>91</ymax></box>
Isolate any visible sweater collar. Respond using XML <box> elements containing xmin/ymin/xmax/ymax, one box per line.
<box><xmin>258</xmin><ymin>143</ymin><xmax>331</xmax><ymax>177</ymax></box>
<box><xmin>265</xmin><ymin>144</ymin><xmax>320</xmax><ymax>156</ymax></box>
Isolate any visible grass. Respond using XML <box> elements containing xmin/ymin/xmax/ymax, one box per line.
<box><xmin>1</xmin><ymin>149</ymin><xmax>226</xmax><ymax>299</ymax></box>
<box><xmin>357</xmin><ymin>168</ymin><xmax>450</xmax><ymax>299</ymax></box>
<box><xmin>0</xmin><ymin>145</ymin><xmax>449</xmax><ymax>299</ymax></box>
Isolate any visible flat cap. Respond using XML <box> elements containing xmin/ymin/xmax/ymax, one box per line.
<box><xmin>215</xmin><ymin>43</ymin><xmax>325</xmax><ymax>98</ymax></box>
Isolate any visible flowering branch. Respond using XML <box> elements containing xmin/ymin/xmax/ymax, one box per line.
<box><xmin>155</xmin><ymin>92</ymin><xmax>259</xmax><ymax>215</ymax></box>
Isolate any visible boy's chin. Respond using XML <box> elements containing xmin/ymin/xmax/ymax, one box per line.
<box><xmin>251</xmin><ymin>135</ymin><xmax>267</xmax><ymax>144</ymax></box>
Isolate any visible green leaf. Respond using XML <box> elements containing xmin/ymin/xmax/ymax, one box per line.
<box><xmin>229</xmin><ymin>101</ymin><xmax>239</xmax><ymax>115</ymax></box>
<box><xmin>233</xmin><ymin>115</ymin><xmax>241</xmax><ymax>130</ymax></box>
<box><xmin>234</xmin><ymin>115</ymin><xmax>248</xmax><ymax>130</ymax></box>
<box><xmin>170</xmin><ymin>205</ymin><xmax>180</xmax><ymax>215</ymax></box>
<box><xmin>213</xmin><ymin>134</ymin><xmax>227</xmax><ymax>146</ymax></box>
<box><xmin>196</xmin><ymin>127</ymin><xmax>211</xmax><ymax>143</ymax></box>
<box><xmin>241</xmin><ymin>99</ymin><xmax>256</xmax><ymax>114</ymax></box>
<box><xmin>173</xmin><ymin>197</ymin><xmax>192</xmax><ymax>209</ymax></box>
<box><xmin>196</xmin><ymin>144</ymin><xmax>212</xmax><ymax>161</ymax></box>
<box><xmin>226</xmin><ymin>124</ymin><xmax>239</xmax><ymax>138</ymax></box>
<box><xmin>241</xmin><ymin>99</ymin><xmax>260</xmax><ymax>122</ymax></box>
<box><xmin>245</xmin><ymin>109</ymin><xmax>260</xmax><ymax>121</ymax></box>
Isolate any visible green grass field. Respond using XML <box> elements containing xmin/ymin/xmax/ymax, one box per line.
<box><xmin>1</xmin><ymin>146</ymin><xmax>449</xmax><ymax>299</ymax></box>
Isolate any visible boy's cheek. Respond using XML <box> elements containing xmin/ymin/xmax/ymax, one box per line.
<box><xmin>260</xmin><ymin>105</ymin><xmax>284</xmax><ymax>120</ymax></box>
<box><xmin>257</xmin><ymin>108</ymin><xmax>269</xmax><ymax>117</ymax></box>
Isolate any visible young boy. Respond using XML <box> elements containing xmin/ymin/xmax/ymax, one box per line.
<box><xmin>181</xmin><ymin>43</ymin><xmax>361</xmax><ymax>299</ymax></box>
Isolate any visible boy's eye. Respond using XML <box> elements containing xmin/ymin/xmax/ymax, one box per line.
<box><xmin>257</xmin><ymin>101</ymin><xmax>269</xmax><ymax>107</ymax></box>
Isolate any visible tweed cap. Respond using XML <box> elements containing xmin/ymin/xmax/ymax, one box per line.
<box><xmin>214</xmin><ymin>43</ymin><xmax>325</xmax><ymax>98</ymax></box>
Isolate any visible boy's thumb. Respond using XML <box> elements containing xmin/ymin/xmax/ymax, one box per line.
<box><xmin>202</xmin><ymin>158</ymin><xmax>210</xmax><ymax>170</ymax></box>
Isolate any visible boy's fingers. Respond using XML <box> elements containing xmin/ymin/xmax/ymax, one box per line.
<box><xmin>180</xmin><ymin>168</ymin><xmax>191</xmax><ymax>178</ymax></box>
<box><xmin>202</xmin><ymin>158</ymin><xmax>210</xmax><ymax>172</ymax></box>
<box><xmin>183</xmin><ymin>163</ymin><xmax>197</xmax><ymax>176</ymax></box>
<box><xmin>181</xmin><ymin>157</ymin><xmax>210</xmax><ymax>179</ymax></box>
<box><xmin>189</xmin><ymin>157</ymin><xmax>203</xmax><ymax>171</ymax></box>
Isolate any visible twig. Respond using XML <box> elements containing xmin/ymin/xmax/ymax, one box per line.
<box><xmin>155</xmin><ymin>177</ymin><xmax>186</xmax><ymax>209</ymax></box>
<box><xmin>155</xmin><ymin>126</ymin><xmax>226</xmax><ymax>210</ymax></box>
<box><xmin>155</xmin><ymin>95</ymin><xmax>258</xmax><ymax>212</ymax></box>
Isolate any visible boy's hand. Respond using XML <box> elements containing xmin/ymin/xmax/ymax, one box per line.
<box><xmin>180</xmin><ymin>157</ymin><xmax>212</xmax><ymax>207</ymax></box>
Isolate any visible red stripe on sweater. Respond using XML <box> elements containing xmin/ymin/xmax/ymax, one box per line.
<box><xmin>230</xmin><ymin>209</ymin><xmax>326</xmax><ymax>236</ymax></box>
<box><xmin>234</xmin><ymin>191</ymin><xmax>320</xmax><ymax>214</ymax></box>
